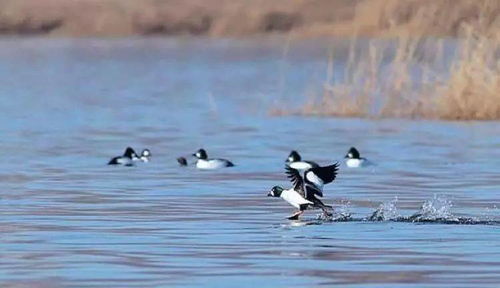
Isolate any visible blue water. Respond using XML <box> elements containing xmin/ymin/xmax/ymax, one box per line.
<box><xmin>0</xmin><ymin>38</ymin><xmax>499</xmax><ymax>288</ymax></box>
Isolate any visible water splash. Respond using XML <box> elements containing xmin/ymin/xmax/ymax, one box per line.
<box><xmin>307</xmin><ymin>195</ymin><xmax>500</xmax><ymax>225</ymax></box>
<box><xmin>368</xmin><ymin>197</ymin><xmax>400</xmax><ymax>221</ymax></box>
<box><xmin>406</xmin><ymin>195</ymin><xmax>455</xmax><ymax>222</ymax></box>
<box><xmin>319</xmin><ymin>213</ymin><xmax>352</xmax><ymax>222</ymax></box>
<box><xmin>386</xmin><ymin>196</ymin><xmax>499</xmax><ymax>225</ymax></box>
<box><xmin>317</xmin><ymin>199</ymin><xmax>352</xmax><ymax>221</ymax></box>
<box><xmin>420</xmin><ymin>195</ymin><xmax>453</xmax><ymax>218</ymax></box>
<box><xmin>337</xmin><ymin>199</ymin><xmax>353</xmax><ymax>216</ymax></box>
<box><xmin>482</xmin><ymin>205</ymin><xmax>499</xmax><ymax>222</ymax></box>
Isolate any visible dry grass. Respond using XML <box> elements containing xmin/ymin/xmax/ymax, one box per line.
<box><xmin>434</xmin><ymin>28</ymin><xmax>500</xmax><ymax>120</ymax></box>
<box><xmin>0</xmin><ymin>0</ymin><xmax>498</xmax><ymax>120</ymax></box>
<box><xmin>273</xmin><ymin>1</ymin><xmax>500</xmax><ymax>120</ymax></box>
<box><xmin>0</xmin><ymin>0</ymin><xmax>498</xmax><ymax>37</ymax></box>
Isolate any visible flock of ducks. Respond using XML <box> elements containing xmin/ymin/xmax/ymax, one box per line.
<box><xmin>108</xmin><ymin>146</ymin><xmax>370</xmax><ymax>220</ymax></box>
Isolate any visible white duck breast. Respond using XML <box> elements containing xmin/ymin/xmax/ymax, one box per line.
<box><xmin>346</xmin><ymin>158</ymin><xmax>366</xmax><ymax>168</ymax></box>
<box><xmin>288</xmin><ymin>161</ymin><xmax>315</xmax><ymax>170</ymax></box>
<box><xmin>196</xmin><ymin>159</ymin><xmax>231</xmax><ymax>169</ymax></box>
<box><xmin>280</xmin><ymin>189</ymin><xmax>313</xmax><ymax>209</ymax></box>
<box><xmin>118</xmin><ymin>157</ymin><xmax>133</xmax><ymax>165</ymax></box>
<box><xmin>108</xmin><ymin>156</ymin><xmax>134</xmax><ymax>166</ymax></box>
<box><xmin>117</xmin><ymin>157</ymin><xmax>133</xmax><ymax>166</ymax></box>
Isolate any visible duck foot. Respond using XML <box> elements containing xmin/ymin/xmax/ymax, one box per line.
<box><xmin>287</xmin><ymin>211</ymin><xmax>303</xmax><ymax>220</ymax></box>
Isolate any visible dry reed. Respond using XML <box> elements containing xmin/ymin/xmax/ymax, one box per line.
<box><xmin>434</xmin><ymin>27</ymin><xmax>500</xmax><ymax>120</ymax></box>
<box><xmin>274</xmin><ymin>1</ymin><xmax>500</xmax><ymax>120</ymax></box>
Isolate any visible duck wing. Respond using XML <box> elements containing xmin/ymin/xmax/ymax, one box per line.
<box><xmin>304</xmin><ymin>163</ymin><xmax>339</xmax><ymax>198</ymax></box>
<box><xmin>285</xmin><ymin>166</ymin><xmax>306</xmax><ymax>198</ymax></box>
<box><xmin>310</xmin><ymin>163</ymin><xmax>339</xmax><ymax>184</ymax></box>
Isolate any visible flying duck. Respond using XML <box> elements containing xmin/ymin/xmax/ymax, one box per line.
<box><xmin>268</xmin><ymin>163</ymin><xmax>339</xmax><ymax>220</ymax></box>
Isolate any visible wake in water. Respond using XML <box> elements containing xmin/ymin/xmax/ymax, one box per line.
<box><xmin>309</xmin><ymin>195</ymin><xmax>500</xmax><ymax>226</ymax></box>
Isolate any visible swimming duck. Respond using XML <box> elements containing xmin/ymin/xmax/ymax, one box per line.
<box><xmin>285</xmin><ymin>150</ymin><xmax>319</xmax><ymax>170</ymax></box>
<box><xmin>177</xmin><ymin>157</ymin><xmax>188</xmax><ymax>166</ymax></box>
<box><xmin>345</xmin><ymin>147</ymin><xmax>368</xmax><ymax>168</ymax></box>
<box><xmin>139</xmin><ymin>149</ymin><xmax>151</xmax><ymax>162</ymax></box>
<box><xmin>268</xmin><ymin>163</ymin><xmax>339</xmax><ymax>220</ymax></box>
<box><xmin>108</xmin><ymin>147</ymin><xmax>139</xmax><ymax>166</ymax></box>
<box><xmin>192</xmin><ymin>148</ymin><xmax>234</xmax><ymax>169</ymax></box>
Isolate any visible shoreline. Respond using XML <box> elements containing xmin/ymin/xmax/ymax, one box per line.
<box><xmin>0</xmin><ymin>0</ymin><xmax>497</xmax><ymax>38</ymax></box>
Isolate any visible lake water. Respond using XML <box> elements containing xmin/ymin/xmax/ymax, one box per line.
<box><xmin>0</xmin><ymin>38</ymin><xmax>499</xmax><ymax>288</ymax></box>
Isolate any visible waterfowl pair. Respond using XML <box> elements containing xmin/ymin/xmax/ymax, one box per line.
<box><xmin>288</xmin><ymin>148</ymin><xmax>370</xmax><ymax>169</ymax></box>
<box><xmin>108</xmin><ymin>147</ymin><xmax>151</xmax><ymax>166</ymax></box>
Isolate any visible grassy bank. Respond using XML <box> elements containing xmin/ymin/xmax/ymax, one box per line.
<box><xmin>0</xmin><ymin>0</ymin><xmax>497</xmax><ymax>37</ymax></box>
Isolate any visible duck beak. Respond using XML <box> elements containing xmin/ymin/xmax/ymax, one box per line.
<box><xmin>267</xmin><ymin>192</ymin><xmax>273</xmax><ymax>197</ymax></box>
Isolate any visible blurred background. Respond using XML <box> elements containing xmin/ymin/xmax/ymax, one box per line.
<box><xmin>0</xmin><ymin>0</ymin><xmax>498</xmax><ymax>37</ymax></box>
<box><xmin>0</xmin><ymin>0</ymin><xmax>497</xmax><ymax>119</ymax></box>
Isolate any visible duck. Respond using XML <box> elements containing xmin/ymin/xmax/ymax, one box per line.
<box><xmin>268</xmin><ymin>163</ymin><xmax>339</xmax><ymax>220</ymax></box>
<box><xmin>177</xmin><ymin>157</ymin><xmax>188</xmax><ymax>166</ymax></box>
<box><xmin>192</xmin><ymin>148</ymin><xmax>234</xmax><ymax>169</ymax></box>
<box><xmin>139</xmin><ymin>149</ymin><xmax>151</xmax><ymax>162</ymax></box>
<box><xmin>285</xmin><ymin>150</ymin><xmax>319</xmax><ymax>170</ymax></box>
<box><xmin>345</xmin><ymin>147</ymin><xmax>369</xmax><ymax>168</ymax></box>
<box><xmin>268</xmin><ymin>186</ymin><xmax>312</xmax><ymax>220</ymax></box>
<box><xmin>108</xmin><ymin>147</ymin><xmax>139</xmax><ymax>166</ymax></box>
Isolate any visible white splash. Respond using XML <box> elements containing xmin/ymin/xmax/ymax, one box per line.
<box><xmin>482</xmin><ymin>205</ymin><xmax>499</xmax><ymax>222</ymax></box>
<box><xmin>418</xmin><ymin>194</ymin><xmax>453</xmax><ymax>220</ymax></box>
<box><xmin>337</xmin><ymin>199</ymin><xmax>352</xmax><ymax>216</ymax></box>
<box><xmin>369</xmin><ymin>197</ymin><xmax>400</xmax><ymax>221</ymax></box>
<box><xmin>317</xmin><ymin>199</ymin><xmax>352</xmax><ymax>221</ymax></box>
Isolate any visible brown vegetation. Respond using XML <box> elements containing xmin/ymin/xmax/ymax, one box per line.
<box><xmin>434</xmin><ymin>28</ymin><xmax>500</xmax><ymax>120</ymax></box>
<box><xmin>1</xmin><ymin>0</ymin><xmax>498</xmax><ymax>120</ymax></box>
<box><xmin>271</xmin><ymin>1</ymin><xmax>500</xmax><ymax>120</ymax></box>
<box><xmin>0</xmin><ymin>0</ymin><xmax>497</xmax><ymax>37</ymax></box>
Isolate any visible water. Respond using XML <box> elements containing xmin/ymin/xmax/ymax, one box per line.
<box><xmin>0</xmin><ymin>38</ymin><xmax>499</xmax><ymax>288</ymax></box>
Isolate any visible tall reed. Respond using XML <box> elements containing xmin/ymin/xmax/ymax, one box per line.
<box><xmin>278</xmin><ymin>1</ymin><xmax>500</xmax><ymax>120</ymax></box>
